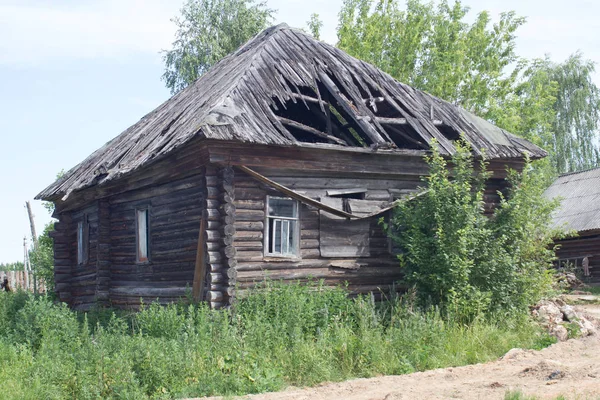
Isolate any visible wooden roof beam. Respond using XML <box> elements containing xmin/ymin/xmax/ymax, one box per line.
<box><xmin>290</xmin><ymin>93</ymin><xmax>323</xmax><ymax>105</ymax></box>
<box><xmin>376</xmin><ymin>116</ymin><xmax>444</xmax><ymax>126</ymax></box>
<box><xmin>236</xmin><ymin>166</ymin><xmax>358</xmax><ymax>219</ymax></box>
<box><xmin>318</xmin><ymin>72</ymin><xmax>387</xmax><ymax>145</ymax></box>
<box><xmin>277</xmin><ymin>116</ymin><xmax>349</xmax><ymax>146</ymax></box>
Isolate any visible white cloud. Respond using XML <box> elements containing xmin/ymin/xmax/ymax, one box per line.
<box><xmin>0</xmin><ymin>0</ymin><xmax>183</xmax><ymax>66</ymax></box>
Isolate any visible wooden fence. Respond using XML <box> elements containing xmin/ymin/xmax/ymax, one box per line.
<box><xmin>0</xmin><ymin>270</ymin><xmax>45</xmax><ymax>292</ymax></box>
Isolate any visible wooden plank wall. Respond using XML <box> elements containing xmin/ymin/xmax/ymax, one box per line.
<box><xmin>69</xmin><ymin>204</ymin><xmax>99</xmax><ymax>309</ymax></box>
<box><xmin>107</xmin><ymin>174</ymin><xmax>205</xmax><ymax>308</ymax></box>
<box><xmin>555</xmin><ymin>231</ymin><xmax>600</xmax><ymax>283</ymax></box>
<box><xmin>52</xmin><ymin>213</ymin><xmax>72</xmax><ymax>303</ymax></box>
<box><xmin>231</xmin><ymin>168</ymin><xmax>410</xmax><ymax>298</ymax></box>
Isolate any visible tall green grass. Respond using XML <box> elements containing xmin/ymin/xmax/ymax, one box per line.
<box><xmin>0</xmin><ymin>282</ymin><xmax>555</xmax><ymax>399</ymax></box>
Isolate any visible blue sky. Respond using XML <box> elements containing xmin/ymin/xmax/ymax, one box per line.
<box><xmin>1</xmin><ymin>0</ymin><xmax>599</xmax><ymax>263</ymax></box>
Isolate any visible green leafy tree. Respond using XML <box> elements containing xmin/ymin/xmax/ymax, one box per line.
<box><xmin>0</xmin><ymin>262</ymin><xmax>24</xmax><ymax>271</ymax></box>
<box><xmin>391</xmin><ymin>139</ymin><xmax>560</xmax><ymax>318</ymax></box>
<box><xmin>307</xmin><ymin>13</ymin><xmax>323</xmax><ymax>40</ymax></box>
<box><xmin>29</xmin><ymin>223</ymin><xmax>55</xmax><ymax>293</ymax></box>
<box><xmin>336</xmin><ymin>0</ymin><xmax>600</xmax><ymax>176</ymax></box>
<box><xmin>337</xmin><ymin>0</ymin><xmax>524</xmax><ymax>116</ymax></box>
<box><xmin>162</xmin><ymin>0</ymin><xmax>275</xmax><ymax>93</ymax></box>
<box><xmin>545</xmin><ymin>53</ymin><xmax>600</xmax><ymax>173</ymax></box>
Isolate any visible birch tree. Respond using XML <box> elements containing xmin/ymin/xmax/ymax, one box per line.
<box><xmin>163</xmin><ymin>0</ymin><xmax>275</xmax><ymax>94</ymax></box>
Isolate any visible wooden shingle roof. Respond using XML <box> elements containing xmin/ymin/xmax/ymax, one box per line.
<box><xmin>37</xmin><ymin>24</ymin><xmax>546</xmax><ymax>201</ymax></box>
<box><xmin>544</xmin><ymin>167</ymin><xmax>600</xmax><ymax>233</ymax></box>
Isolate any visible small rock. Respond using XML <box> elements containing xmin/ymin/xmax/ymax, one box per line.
<box><xmin>502</xmin><ymin>348</ymin><xmax>527</xmax><ymax>361</ymax></box>
<box><xmin>576</xmin><ymin>317</ymin><xmax>597</xmax><ymax>336</ymax></box>
<box><xmin>550</xmin><ymin>324</ymin><xmax>569</xmax><ymax>341</ymax></box>
<box><xmin>538</xmin><ymin>303</ymin><xmax>563</xmax><ymax>324</ymax></box>
<box><xmin>560</xmin><ymin>305</ymin><xmax>578</xmax><ymax>322</ymax></box>
<box><xmin>548</xmin><ymin>370</ymin><xmax>564</xmax><ymax>380</ymax></box>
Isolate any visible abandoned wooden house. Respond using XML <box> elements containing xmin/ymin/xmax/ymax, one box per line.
<box><xmin>36</xmin><ymin>24</ymin><xmax>546</xmax><ymax>310</ymax></box>
<box><xmin>544</xmin><ymin>167</ymin><xmax>600</xmax><ymax>283</ymax></box>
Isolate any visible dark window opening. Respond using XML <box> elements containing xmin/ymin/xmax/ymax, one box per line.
<box><xmin>136</xmin><ymin>207</ymin><xmax>150</xmax><ymax>263</ymax></box>
<box><xmin>327</xmin><ymin>188</ymin><xmax>367</xmax><ymax>200</ymax></box>
<box><xmin>77</xmin><ymin>215</ymin><xmax>89</xmax><ymax>266</ymax></box>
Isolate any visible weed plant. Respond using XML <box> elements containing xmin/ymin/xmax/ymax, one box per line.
<box><xmin>0</xmin><ymin>282</ymin><xmax>554</xmax><ymax>400</ymax></box>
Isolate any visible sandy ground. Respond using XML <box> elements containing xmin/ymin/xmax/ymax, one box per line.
<box><xmin>198</xmin><ymin>304</ymin><xmax>600</xmax><ymax>400</ymax></box>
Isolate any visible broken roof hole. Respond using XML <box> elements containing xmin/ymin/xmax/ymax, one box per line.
<box><xmin>437</xmin><ymin>124</ymin><xmax>461</xmax><ymax>142</ymax></box>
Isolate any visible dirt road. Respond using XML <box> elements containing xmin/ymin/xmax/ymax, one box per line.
<box><xmin>202</xmin><ymin>304</ymin><xmax>600</xmax><ymax>400</ymax></box>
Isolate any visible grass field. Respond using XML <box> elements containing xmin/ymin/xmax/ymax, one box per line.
<box><xmin>0</xmin><ymin>282</ymin><xmax>556</xmax><ymax>399</ymax></box>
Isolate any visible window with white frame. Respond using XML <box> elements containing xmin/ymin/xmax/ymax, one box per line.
<box><xmin>136</xmin><ymin>208</ymin><xmax>150</xmax><ymax>263</ymax></box>
<box><xmin>265</xmin><ymin>196</ymin><xmax>299</xmax><ymax>257</ymax></box>
<box><xmin>77</xmin><ymin>216</ymin><xmax>89</xmax><ymax>265</ymax></box>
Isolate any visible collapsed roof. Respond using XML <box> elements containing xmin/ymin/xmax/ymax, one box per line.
<box><xmin>544</xmin><ymin>167</ymin><xmax>600</xmax><ymax>233</ymax></box>
<box><xmin>37</xmin><ymin>23</ymin><xmax>546</xmax><ymax>201</ymax></box>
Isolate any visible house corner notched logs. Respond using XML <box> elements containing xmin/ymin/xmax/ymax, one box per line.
<box><xmin>204</xmin><ymin>166</ymin><xmax>236</xmax><ymax>308</ymax></box>
<box><xmin>219</xmin><ymin>167</ymin><xmax>237</xmax><ymax>305</ymax></box>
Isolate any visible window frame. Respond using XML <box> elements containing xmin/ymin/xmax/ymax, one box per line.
<box><xmin>76</xmin><ymin>214</ymin><xmax>89</xmax><ymax>266</ymax></box>
<box><xmin>264</xmin><ymin>196</ymin><xmax>300</xmax><ymax>259</ymax></box>
<box><xmin>135</xmin><ymin>206</ymin><xmax>151</xmax><ymax>264</ymax></box>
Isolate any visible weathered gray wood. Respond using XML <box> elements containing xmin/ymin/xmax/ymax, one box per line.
<box><xmin>278</xmin><ymin>116</ymin><xmax>348</xmax><ymax>146</ymax></box>
<box><xmin>326</xmin><ymin>188</ymin><xmax>367</xmax><ymax>197</ymax></box>
<box><xmin>319</xmin><ymin>197</ymin><xmax>370</xmax><ymax>257</ymax></box>
<box><xmin>237</xmin><ymin>166</ymin><xmax>357</xmax><ymax>219</ymax></box>
<box><xmin>192</xmin><ymin>216</ymin><xmax>206</xmax><ymax>302</ymax></box>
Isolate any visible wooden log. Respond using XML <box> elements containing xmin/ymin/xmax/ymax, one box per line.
<box><xmin>234</xmin><ymin>241</ymin><xmax>263</xmax><ymax>250</ymax></box>
<box><xmin>234</xmin><ymin>199</ymin><xmax>264</xmax><ymax>210</ymax></box>
<box><xmin>209</xmin><ymin>263</ymin><xmax>223</xmax><ymax>272</ymax></box>
<box><xmin>300</xmin><ymin>239</ymin><xmax>319</xmax><ymax>249</ymax></box>
<box><xmin>301</xmin><ymin>229</ymin><xmax>319</xmax><ymax>239</ymax></box>
<box><xmin>236</xmin><ymin>251</ymin><xmax>264</xmax><ymax>262</ymax></box>
<box><xmin>205</xmin><ymin>230</ymin><xmax>220</xmax><ymax>242</ymax></box>
<box><xmin>278</xmin><ymin>116</ymin><xmax>348</xmax><ymax>146</ymax></box>
<box><xmin>233</xmin><ymin>231</ymin><xmax>262</xmax><ymax>241</ymax></box>
<box><xmin>207</xmin><ymin>251</ymin><xmax>222</xmax><ymax>263</ymax></box>
<box><xmin>223</xmin><ymin>245</ymin><xmax>237</xmax><ymax>258</ymax></box>
<box><xmin>236</xmin><ymin>209</ymin><xmax>265</xmax><ymax>221</ymax></box>
<box><xmin>219</xmin><ymin>224</ymin><xmax>236</xmax><ymax>236</ymax></box>
<box><xmin>234</xmin><ymin>221</ymin><xmax>264</xmax><ymax>231</ymax></box>
<box><xmin>192</xmin><ymin>216</ymin><xmax>207</xmax><ymax>302</ymax></box>
<box><xmin>208</xmin><ymin>291</ymin><xmax>224</xmax><ymax>302</ymax></box>
<box><xmin>210</xmin><ymin>272</ymin><xmax>225</xmax><ymax>284</ymax></box>
<box><xmin>206</xmin><ymin>220</ymin><xmax>221</xmax><ymax>230</ymax></box>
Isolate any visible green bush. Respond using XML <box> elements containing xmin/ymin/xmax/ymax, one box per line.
<box><xmin>0</xmin><ymin>285</ymin><xmax>555</xmax><ymax>399</ymax></box>
<box><xmin>390</xmin><ymin>139</ymin><xmax>561</xmax><ymax>318</ymax></box>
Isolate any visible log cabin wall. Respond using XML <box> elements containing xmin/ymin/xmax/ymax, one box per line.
<box><xmin>228</xmin><ymin>161</ymin><xmax>524</xmax><ymax>300</ymax></box>
<box><xmin>52</xmin><ymin>213</ymin><xmax>72</xmax><ymax>304</ymax></box>
<box><xmin>108</xmin><ymin>173</ymin><xmax>205</xmax><ymax>308</ymax></box>
<box><xmin>50</xmin><ymin>138</ymin><xmax>527</xmax><ymax>309</ymax></box>
<box><xmin>554</xmin><ymin>230</ymin><xmax>600</xmax><ymax>284</ymax></box>
<box><xmin>231</xmin><ymin>168</ymin><xmax>419</xmax><ymax>298</ymax></box>
<box><xmin>68</xmin><ymin>203</ymin><xmax>99</xmax><ymax>310</ymax></box>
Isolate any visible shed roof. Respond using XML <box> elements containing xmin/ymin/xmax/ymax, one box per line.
<box><xmin>37</xmin><ymin>24</ymin><xmax>546</xmax><ymax>201</ymax></box>
<box><xmin>544</xmin><ymin>167</ymin><xmax>600</xmax><ymax>233</ymax></box>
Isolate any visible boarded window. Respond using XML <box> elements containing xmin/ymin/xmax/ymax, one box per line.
<box><xmin>77</xmin><ymin>216</ymin><xmax>89</xmax><ymax>265</ymax></box>
<box><xmin>136</xmin><ymin>208</ymin><xmax>150</xmax><ymax>263</ymax></box>
<box><xmin>319</xmin><ymin>197</ymin><xmax>371</xmax><ymax>257</ymax></box>
<box><xmin>265</xmin><ymin>196</ymin><xmax>299</xmax><ymax>257</ymax></box>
